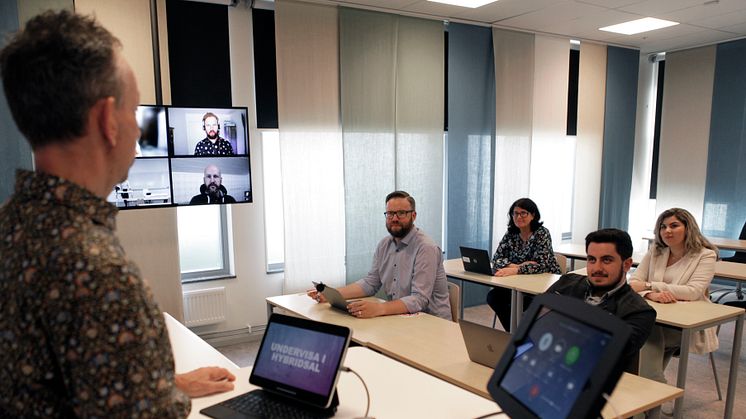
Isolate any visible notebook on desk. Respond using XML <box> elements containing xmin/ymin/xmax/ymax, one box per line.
<box><xmin>486</xmin><ymin>293</ymin><xmax>631</xmax><ymax>419</ymax></box>
<box><xmin>459</xmin><ymin>320</ymin><xmax>512</xmax><ymax>369</ymax></box>
<box><xmin>201</xmin><ymin>313</ymin><xmax>351</xmax><ymax>419</ymax></box>
<box><xmin>459</xmin><ymin>246</ymin><xmax>494</xmax><ymax>275</ymax></box>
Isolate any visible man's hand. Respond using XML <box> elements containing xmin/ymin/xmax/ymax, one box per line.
<box><xmin>175</xmin><ymin>367</ymin><xmax>236</xmax><ymax>398</ymax></box>
<box><xmin>346</xmin><ymin>299</ymin><xmax>384</xmax><ymax>318</ymax></box>
<box><xmin>307</xmin><ymin>289</ymin><xmax>327</xmax><ymax>303</ymax></box>
<box><xmin>495</xmin><ymin>266</ymin><xmax>520</xmax><ymax>277</ymax></box>
<box><xmin>646</xmin><ymin>291</ymin><xmax>678</xmax><ymax>304</ymax></box>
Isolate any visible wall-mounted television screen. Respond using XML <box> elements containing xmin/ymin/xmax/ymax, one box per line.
<box><xmin>107</xmin><ymin>105</ymin><xmax>252</xmax><ymax>209</ymax></box>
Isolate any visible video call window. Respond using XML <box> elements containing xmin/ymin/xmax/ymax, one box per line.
<box><xmin>168</xmin><ymin>107</ymin><xmax>249</xmax><ymax>156</ymax></box>
<box><xmin>107</xmin><ymin>105</ymin><xmax>252</xmax><ymax>209</ymax></box>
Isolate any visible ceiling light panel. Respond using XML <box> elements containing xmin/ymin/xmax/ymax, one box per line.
<box><xmin>600</xmin><ymin>17</ymin><xmax>679</xmax><ymax>35</ymax></box>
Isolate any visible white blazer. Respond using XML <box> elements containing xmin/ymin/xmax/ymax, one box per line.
<box><xmin>632</xmin><ymin>247</ymin><xmax>718</xmax><ymax>354</ymax></box>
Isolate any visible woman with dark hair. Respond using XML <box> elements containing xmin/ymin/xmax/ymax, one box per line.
<box><xmin>630</xmin><ymin>208</ymin><xmax>719</xmax><ymax>386</ymax></box>
<box><xmin>486</xmin><ymin>198</ymin><xmax>561</xmax><ymax>330</ymax></box>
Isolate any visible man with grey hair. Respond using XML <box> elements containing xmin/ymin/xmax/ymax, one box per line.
<box><xmin>0</xmin><ymin>10</ymin><xmax>234</xmax><ymax>417</ymax></box>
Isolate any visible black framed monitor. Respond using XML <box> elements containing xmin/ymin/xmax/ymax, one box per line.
<box><xmin>107</xmin><ymin>105</ymin><xmax>252</xmax><ymax>209</ymax></box>
<box><xmin>486</xmin><ymin>293</ymin><xmax>631</xmax><ymax>419</ymax></box>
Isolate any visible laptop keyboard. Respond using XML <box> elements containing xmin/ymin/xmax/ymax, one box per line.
<box><xmin>208</xmin><ymin>390</ymin><xmax>332</xmax><ymax>419</ymax></box>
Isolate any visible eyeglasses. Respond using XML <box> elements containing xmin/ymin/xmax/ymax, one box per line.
<box><xmin>384</xmin><ymin>210</ymin><xmax>414</xmax><ymax>219</ymax></box>
<box><xmin>512</xmin><ymin>210</ymin><xmax>530</xmax><ymax>219</ymax></box>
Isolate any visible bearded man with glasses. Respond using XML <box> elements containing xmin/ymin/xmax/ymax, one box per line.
<box><xmin>308</xmin><ymin>191</ymin><xmax>451</xmax><ymax>320</ymax></box>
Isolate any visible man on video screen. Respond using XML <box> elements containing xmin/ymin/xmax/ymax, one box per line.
<box><xmin>190</xmin><ymin>164</ymin><xmax>236</xmax><ymax>204</ymax></box>
<box><xmin>194</xmin><ymin>112</ymin><xmax>234</xmax><ymax>155</ymax></box>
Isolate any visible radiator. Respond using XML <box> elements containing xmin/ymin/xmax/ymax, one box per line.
<box><xmin>183</xmin><ymin>287</ymin><xmax>227</xmax><ymax>327</ymax></box>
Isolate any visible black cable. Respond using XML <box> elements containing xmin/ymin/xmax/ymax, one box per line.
<box><xmin>472</xmin><ymin>410</ymin><xmax>504</xmax><ymax>419</ymax></box>
<box><xmin>341</xmin><ymin>366</ymin><xmax>370</xmax><ymax>418</ymax></box>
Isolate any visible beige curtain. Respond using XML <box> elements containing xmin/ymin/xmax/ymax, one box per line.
<box><xmin>340</xmin><ymin>8</ymin><xmax>444</xmax><ymax>282</ymax></box>
<box><xmin>275</xmin><ymin>0</ymin><xmax>346</xmax><ymax>292</ymax></box>
<box><xmin>655</xmin><ymin>46</ymin><xmax>716</xmax><ymax>222</ymax></box>
<box><xmin>492</xmin><ymin>28</ymin><xmax>534</xmax><ymax>247</ymax></box>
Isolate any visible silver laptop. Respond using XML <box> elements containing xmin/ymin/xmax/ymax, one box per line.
<box><xmin>459</xmin><ymin>319</ymin><xmax>512</xmax><ymax>368</ymax></box>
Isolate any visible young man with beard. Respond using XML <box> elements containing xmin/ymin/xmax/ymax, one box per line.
<box><xmin>545</xmin><ymin>228</ymin><xmax>656</xmax><ymax>372</ymax></box>
<box><xmin>308</xmin><ymin>191</ymin><xmax>451</xmax><ymax>320</ymax></box>
<box><xmin>193</xmin><ymin>112</ymin><xmax>234</xmax><ymax>155</ymax></box>
<box><xmin>190</xmin><ymin>164</ymin><xmax>236</xmax><ymax>204</ymax></box>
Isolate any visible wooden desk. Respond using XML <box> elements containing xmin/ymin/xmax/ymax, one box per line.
<box><xmin>164</xmin><ymin>312</ymin><xmax>498</xmax><ymax>419</ymax></box>
<box><xmin>713</xmin><ymin>260</ymin><xmax>746</xmax><ymax>282</ymax></box>
<box><xmin>554</xmin><ymin>242</ymin><xmax>648</xmax><ymax>269</ymax></box>
<box><xmin>443</xmin><ymin>258</ymin><xmax>560</xmax><ymax>331</ymax></box>
<box><xmin>266</xmin><ymin>294</ymin><xmax>683</xmax><ymax>418</ymax></box>
<box><xmin>645</xmin><ymin>301</ymin><xmax>744</xmax><ymax>419</ymax></box>
<box><xmin>462</xmin><ymin>265</ymin><xmax>745</xmax><ymax>419</ymax></box>
<box><xmin>557</xmin><ymin>244</ymin><xmax>746</xmax><ymax>285</ymax></box>
<box><xmin>644</xmin><ymin>234</ymin><xmax>746</xmax><ymax>252</ymax></box>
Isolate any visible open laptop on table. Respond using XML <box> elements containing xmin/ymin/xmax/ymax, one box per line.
<box><xmin>459</xmin><ymin>246</ymin><xmax>493</xmax><ymax>275</ymax></box>
<box><xmin>201</xmin><ymin>313</ymin><xmax>351</xmax><ymax>419</ymax></box>
<box><xmin>486</xmin><ymin>293</ymin><xmax>631</xmax><ymax>419</ymax></box>
<box><xmin>459</xmin><ymin>319</ymin><xmax>512</xmax><ymax>369</ymax></box>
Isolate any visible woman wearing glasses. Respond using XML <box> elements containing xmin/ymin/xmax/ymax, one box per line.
<box><xmin>486</xmin><ymin>198</ymin><xmax>561</xmax><ymax>330</ymax></box>
<box><xmin>629</xmin><ymin>208</ymin><xmax>719</xmax><ymax>386</ymax></box>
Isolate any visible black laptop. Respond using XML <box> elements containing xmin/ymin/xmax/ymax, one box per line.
<box><xmin>459</xmin><ymin>246</ymin><xmax>493</xmax><ymax>275</ymax></box>
<box><xmin>486</xmin><ymin>293</ymin><xmax>631</xmax><ymax>419</ymax></box>
<box><xmin>201</xmin><ymin>313</ymin><xmax>352</xmax><ymax>419</ymax></box>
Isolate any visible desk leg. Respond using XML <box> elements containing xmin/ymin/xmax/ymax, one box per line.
<box><xmin>725</xmin><ymin>314</ymin><xmax>743</xmax><ymax>419</ymax></box>
<box><xmin>510</xmin><ymin>291</ymin><xmax>524</xmax><ymax>333</ymax></box>
<box><xmin>459</xmin><ymin>279</ymin><xmax>465</xmax><ymax>321</ymax></box>
<box><xmin>266</xmin><ymin>301</ymin><xmax>274</xmax><ymax>321</ymax></box>
<box><xmin>673</xmin><ymin>329</ymin><xmax>692</xmax><ymax>419</ymax></box>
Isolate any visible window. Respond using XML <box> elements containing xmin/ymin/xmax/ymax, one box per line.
<box><xmin>177</xmin><ymin>205</ymin><xmax>233</xmax><ymax>282</ymax></box>
<box><xmin>261</xmin><ymin>129</ymin><xmax>285</xmax><ymax>272</ymax></box>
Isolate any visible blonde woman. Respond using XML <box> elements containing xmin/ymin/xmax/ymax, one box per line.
<box><xmin>630</xmin><ymin>208</ymin><xmax>719</xmax><ymax>385</ymax></box>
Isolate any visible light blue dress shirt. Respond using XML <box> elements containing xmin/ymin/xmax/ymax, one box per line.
<box><xmin>355</xmin><ymin>226</ymin><xmax>452</xmax><ymax>320</ymax></box>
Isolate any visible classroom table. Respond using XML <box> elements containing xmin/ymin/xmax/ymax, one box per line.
<box><xmin>554</xmin><ymin>242</ymin><xmax>648</xmax><ymax>269</ymax></box>
<box><xmin>645</xmin><ymin>300</ymin><xmax>744</xmax><ymax>419</ymax></box>
<box><xmin>643</xmin><ymin>233</ymin><xmax>746</xmax><ymax>252</ymax></box>
<box><xmin>444</xmin><ymin>258</ymin><xmax>560</xmax><ymax>331</ymax></box>
<box><xmin>453</xmin><ymin>261</ymin><xmax>744</xmax><ymax>419</ymax></box>
<box><xmin>164</xmin><ymin>312</ymin><xmax>499</xmax><ymax>419</ymax></box>
<box><xmin>266</xmin><ymin>294</ymin><xmax>683</xmax><ymax>418</ymax></box>
<box><xmin>555</xmin><ymin>243</ymin><xmax>746</xmax><ymax>283</ymax></box>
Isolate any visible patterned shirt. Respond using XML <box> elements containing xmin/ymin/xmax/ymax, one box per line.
<box><xmin>355</xmin><ymin>227</ymin><xmax>452</xmax><ymax>320</ymax></box>
<box><xmin>491</xmin><ymin>225</ymin><xmax>562</xmax><ymax>275</ymax></box>
<box><xmin>0</xmin><ymin>170</ymin><xmax>189</xmax><ymax>418</ymax></box>
<box><xmin>193</xmin><ymin>137</ymin><xmax>234</xmax><ymax>155</ymax></box>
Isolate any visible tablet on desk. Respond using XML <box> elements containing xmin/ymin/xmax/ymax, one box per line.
<box><xmin>313</xmin><ymin>281</ymin><xmax>353</xmax><ymax>315</ymax></box>
<box><xmin>486</xmin><ymin>293</ymin><xmax>631</xmax><ymax>419</ymax></box>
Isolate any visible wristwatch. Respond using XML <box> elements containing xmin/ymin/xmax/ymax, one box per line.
<box><xmin>644</xmin><ymin>282</ymin><xmax>652</xmax><ymax>291</ymax></box>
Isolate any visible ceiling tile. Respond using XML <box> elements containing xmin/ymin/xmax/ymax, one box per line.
<box><xmin>619</xmin><ymin>0</ymin><xmax>704</xmax><ymax>16</ymax></box>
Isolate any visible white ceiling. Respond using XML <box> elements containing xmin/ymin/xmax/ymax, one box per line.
<box><xmin>322</xmin><ymin>0</ymin><xmax>746</xmax><ymax>53</ymax></box>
